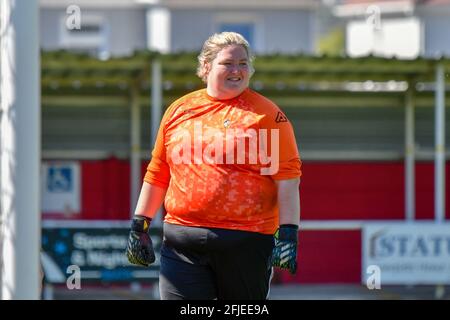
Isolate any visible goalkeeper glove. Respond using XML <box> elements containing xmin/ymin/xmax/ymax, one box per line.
<box><xmin>271</xmin><ymin>224</ymin><xmax>298</xmax><ymax>275</ymax></box>
<box><xmin>126</xmin><ymin>215</ymin><xmax>155</xmax><ymax>267</ymax></box>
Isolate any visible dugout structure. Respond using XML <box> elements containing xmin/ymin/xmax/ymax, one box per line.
<box><xmin>41</xmin><ymin>51</ymin><xmax>449</xmax><ymax>284</ymax></box>
<box><xmin>41</xmin><ymin>51</ymin><xmax>449</xmax><ymax>221</ymax></box>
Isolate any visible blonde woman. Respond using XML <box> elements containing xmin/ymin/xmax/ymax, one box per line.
<box><xmin>126</xmin><ymin>32</ymin><xmax>302</xmax><ymax>300</ymax></box>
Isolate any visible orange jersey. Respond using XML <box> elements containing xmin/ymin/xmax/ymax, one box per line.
<box><xmin>144</xmin><ymin>88</ymin><xmax>302</xmax><ymax>234</ymax></box>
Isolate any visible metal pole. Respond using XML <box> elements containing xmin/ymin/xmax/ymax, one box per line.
<box><xmin>405</xmin><ymin>86</ymin><xmax>415</xmax><ymax>221</ymax></box>
<box><xmin>150</xmin><ymin>58</ymin><xmax>163</xmax><ymax>226</ymax></box>
<box><xmin>130</xmin><ymin>86</ymin><xmax>141</xmax><ymax>216</ymax></box>
<box><xmin>151</xmin><ymin>59</ymin><xmax>162</xmax><ymax>146</ymax></box>
<box><xmin>435</xmin><ymin>63</ymin><xmax>446</xmax><ymax>222</ymax></box>
<box><xmin>1</xmin><ymin>0</ymin><xmax>41</xmax><ymax>299</ymax></box>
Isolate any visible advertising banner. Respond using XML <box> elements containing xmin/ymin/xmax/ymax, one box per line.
<box><xmin>363</xmin><ymin>223</ymin><xmax>450</xmax><ymax>285</ymax></box>
<box><xmin>41</xmin><ymin>221</ymin><xmax>162</xmax><ymax>284</ymax></box>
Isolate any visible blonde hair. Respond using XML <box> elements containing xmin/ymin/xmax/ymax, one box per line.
<box><xmin>196</xmin><ymin>32</ymin><xmax>255</xmax><ymax>83</ymax></box>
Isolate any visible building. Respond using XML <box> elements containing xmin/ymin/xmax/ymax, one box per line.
<box><xmin>40</xmin><ymin>0</ymin><xmax>319</xmax><ymax>57</ymax></box>
<box><xmin>333</xmin><ymin>0</ymin><xmax>450</xmax><ymax>58</ymax></box>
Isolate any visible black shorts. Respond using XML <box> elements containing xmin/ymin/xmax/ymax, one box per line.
<box><xmin>159</xmin><ymin>222</ymin><xmax>275</xmax><ymax>300</ymax></box>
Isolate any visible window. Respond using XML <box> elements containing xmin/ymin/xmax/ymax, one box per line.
<box><xmin>219</xmin><ymin>23</ymin><xmax>255</xmax><ymax>48</ymax></box>
<box><xmin>213</xmin><ymin>14</ymin><xmax>263</xmax><ymax>53</ymax></box>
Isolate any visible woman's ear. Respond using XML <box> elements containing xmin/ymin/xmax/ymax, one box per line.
<box><xmin>203</xmin><ymin>61</ymin><xmax>211</xmax><ymax>76</ymax></box>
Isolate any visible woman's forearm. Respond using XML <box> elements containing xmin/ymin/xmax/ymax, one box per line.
<box><xmin>133</xmin><ymin>181</ymin><xmax>167</xmax><ymax>219</ymax></box>
<box><xmin>276</xmin><ymin>178</ymin><xmax>300</xmax><ymax>226</ymax></box>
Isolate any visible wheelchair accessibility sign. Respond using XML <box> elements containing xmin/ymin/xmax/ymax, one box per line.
<box><xmin>48</xmin><ymin>166</ymin><xmax>73</xmax><ymax>192</ymax></box>
<box><xmin>42</xmin><ymin>162</ymin><xmax>80</xmax><ymax>214</ymax></box>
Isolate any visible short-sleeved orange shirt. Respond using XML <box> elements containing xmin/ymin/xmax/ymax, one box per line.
<box><xmin>144</xmin><ymin>88</ymin><xmax>301</xmax><ymax>234</ymax></box>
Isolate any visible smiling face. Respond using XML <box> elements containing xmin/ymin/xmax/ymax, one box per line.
<box><xmin>205</xmin><ymin>44</ymin><xmax>250</xmax><ymax>100</ymax></box>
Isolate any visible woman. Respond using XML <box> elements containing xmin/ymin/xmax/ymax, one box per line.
<box><xmin>126</xmin><ymin>32</ymin><xmax>302</xmax><ymax>300</ymax></box>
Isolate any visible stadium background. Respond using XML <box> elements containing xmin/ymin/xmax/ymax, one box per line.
<box><xmin>2</xmin><ymin>0</ymin><xmax>450</xmax><ymax>299</ymax></box>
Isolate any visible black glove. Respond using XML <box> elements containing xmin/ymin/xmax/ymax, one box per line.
<box><xmin>126</xmin><ymin>215</ymin><xmax>155</xmax><ymax>267</ymax></box>
<box><xmin>271</xmin><ymin>224</ymin><xmax>298</xmax><ymax>275</ymax></box>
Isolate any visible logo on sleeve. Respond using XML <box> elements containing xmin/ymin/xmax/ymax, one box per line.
<box><xmin>275</xmin><ymin>112</ymin><xmax>288</xmax><ymax>123</ymax></box>
<box><xmin>182</xmin><ymin>109</ymin><xmax>195</xmax><ymax>115</ymax></box>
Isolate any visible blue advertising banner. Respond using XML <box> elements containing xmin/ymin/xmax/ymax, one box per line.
<box><xmin>41</xmin><ymin>220</ymin><xmax>162</xmax><ymax>284</ymax></box>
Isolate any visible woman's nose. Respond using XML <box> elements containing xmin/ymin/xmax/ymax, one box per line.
<box><xmin>229</xmin><ymin>64</ymin><xmax>240</xmax><ymax>73</ymax></box>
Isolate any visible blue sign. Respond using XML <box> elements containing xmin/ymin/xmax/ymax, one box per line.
<box><xmin>47</xmin><ymin>167</ymin><xmax>73</xmax><ymax>192</ymax></box>
<box><xmin>42</xmin><ymin>224</ymin><xmax>162</xmax><ymax>284</ymax></box>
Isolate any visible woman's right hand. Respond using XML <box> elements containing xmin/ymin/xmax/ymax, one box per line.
<box><xmin>126</xmin><ymin>215</ymin><xmax>155</xmax><ymax>267</ymax></box>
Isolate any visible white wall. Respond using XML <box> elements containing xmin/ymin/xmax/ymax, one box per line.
<box><xmin>40</xmin><ymin>8</ymin><xmax>147</xmax><ymax>57</ymax></box>
<box><xmin>170</xmin><ymin>9</ymin><xmax>316</xmax><ymax>54</ymax></box>
<box><xmin>346</xmin><ymin>17</ymin><xmax>421</xmax><ymax>58</ymax></box>
<box><xmin>40</xmin><ymin>7</ymin><xmax>316</xmax><ymax>55</ymax></box>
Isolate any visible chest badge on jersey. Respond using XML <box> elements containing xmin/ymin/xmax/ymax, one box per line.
<box><xmin>223</xmin><ymin>119</ymin><xmax>231</xmax><ymax>128</ymax></box>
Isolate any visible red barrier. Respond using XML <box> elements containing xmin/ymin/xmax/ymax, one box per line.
<box><xmin>48</xmin><ymin>159</ymin><xmax>448</xmax><ymax>221</ymax></box>
<box><xmin>81</xmin><ymin>158</ymin><xmax>130</xmax><ymax>220</ymax></box>
<box><xmin>301</xmin><ymin>162</ymin><xmax>449</xmax><ymax>220</ymax></box>
<box><xmin>278</xmin><ymin>230</ymin><xmax>362</xmax><ymax>284</ymax></box>
<box><xmin>301</xmin><ymin>162</ymin><xmax>405</xmax><ymax>220</ymax></box>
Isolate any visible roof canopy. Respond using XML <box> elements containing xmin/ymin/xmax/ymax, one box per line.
<box><xmin>41</xmin><ymin>50</ymin><xmax>450</xmax><ymax>95</ymax></box>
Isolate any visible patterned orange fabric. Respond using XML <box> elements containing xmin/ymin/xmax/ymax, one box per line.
<box><xmin>144</xmin><ymin>88</ymin><xmax>301</xmax><ymax>234</ymax></box>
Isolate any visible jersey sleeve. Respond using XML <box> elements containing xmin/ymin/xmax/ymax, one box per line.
<box><xmin>143</xmin><ymin>106</ymin><xmax>173</xmax><ymax>188</ymax></box>
<box><xmin>259</xmin><ymin>108</ymin><xmax>302</xmax><ymax>181</ymax></box>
